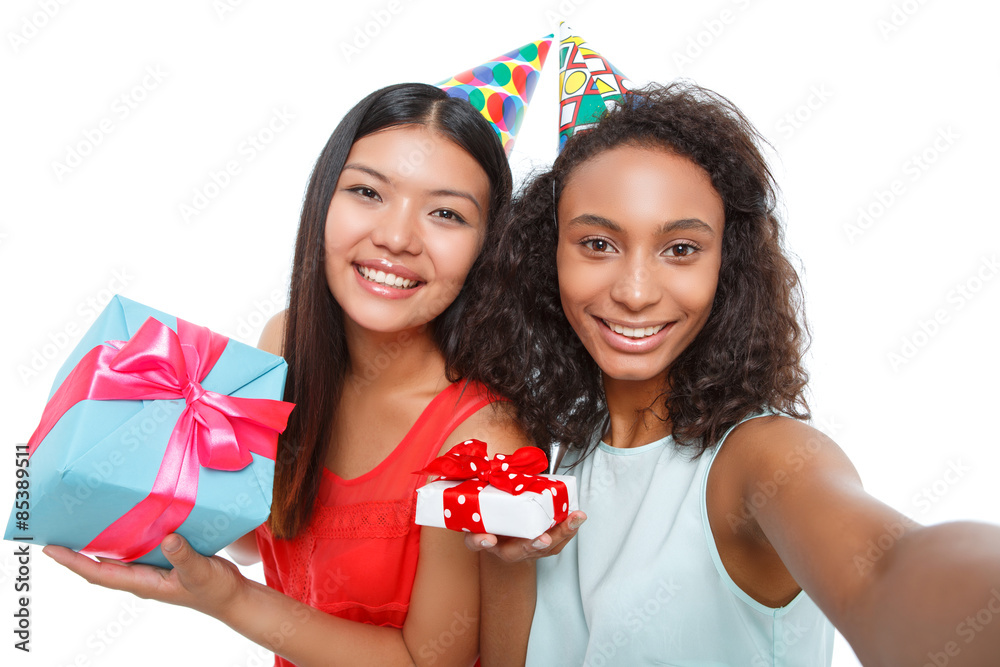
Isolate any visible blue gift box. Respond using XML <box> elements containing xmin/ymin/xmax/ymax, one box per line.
<box><xmin>3</xmin><ymin>295</ymin><xmax>287</xmax><ymax>567</ymax></box>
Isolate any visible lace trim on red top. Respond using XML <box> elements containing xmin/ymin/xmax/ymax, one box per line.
<box><xmin>309</xmin><ymin>498</ymin><xmax>414</xmax><ymax>540</ymax></box>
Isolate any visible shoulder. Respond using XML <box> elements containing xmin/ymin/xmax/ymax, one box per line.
<box><xmin>722</xmin><ymin>414</ymin><xmax>855</xmax><ymax>475</ymax></box>
<box><xmin>445</xmin><ymin>394</ymin><xmax>535</xmax><ymax>459</ymax></box>
<box><xmin>708</xmin><ymin>413</ymin><xmax>864</xmax><ymax>542</ymax></box>
<box><xmin>257</xmin><ymin>310</ymin><xmax>286</xmax><ymax>356</ymax></box>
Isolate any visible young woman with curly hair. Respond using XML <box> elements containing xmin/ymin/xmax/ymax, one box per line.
<box><xmin>463</xmin><ymin>82</ymin><xmax>1000</xmax><ymax>666</ymax></box>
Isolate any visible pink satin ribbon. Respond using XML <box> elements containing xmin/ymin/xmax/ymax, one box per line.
<box><xmin>416</xmin><ymin>439</ymin><xmax>570</xmax><ymax>533</ymax></box>
<box><xmin>27</xmin><ymin>316</ymin><xmax>294</xmax><ymax>562</ymax></box>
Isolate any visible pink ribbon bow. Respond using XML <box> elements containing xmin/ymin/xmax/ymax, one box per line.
<box><xmin>416</xmin><ymin>439</ymin><xmax>570</xmax><ymax>533</ymax></box>
<box><xmin>27</xmin><ymin>316</ymin><xmax>294</xmax><ymax>562</ymax></box>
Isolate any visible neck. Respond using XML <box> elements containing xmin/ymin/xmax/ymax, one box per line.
<box><xmin>601</xmin><ymin>374</ymin><xmax>672</xmax><ymax>449</ymax></box>
<box><xmin>342</xmin><ymin>320</ymin><xmax>449</xmax><ymax>398</ymax></box>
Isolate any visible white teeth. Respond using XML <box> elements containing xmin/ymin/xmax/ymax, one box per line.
<box><xmin>603</xmin><ymin>319</ymin><xmax>666</xmax><ymax>339</ymax></box>
<box><xmin>360</xmin><ymin>266</ymin><xmax>417</xmax><ymax>289</ymax></box>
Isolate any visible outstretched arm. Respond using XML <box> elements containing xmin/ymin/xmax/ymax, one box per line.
<box><xmin>725</xmin><ymin>417</ymin><xmax>1000</xmax><ymax>667</ymax></box>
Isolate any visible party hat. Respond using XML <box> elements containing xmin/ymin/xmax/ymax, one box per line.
<box><xmin>438</xmin><ymin>35</ymin><xmax>553</xmax><ymax>155</ymax></box>
<box><xmin>558</xmin><ymin>23</ymin><xmax>631</xmax><ymax>151</ymax></box>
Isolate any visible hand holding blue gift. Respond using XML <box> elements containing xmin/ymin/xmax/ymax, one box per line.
<box><xmin>4</xmin><ymin>296</ymin><xmax>294</xmax><ymax>567</ymax></box>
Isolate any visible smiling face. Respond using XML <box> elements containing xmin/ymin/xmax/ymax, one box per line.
<box><xmin>556</xmin><ymin>144</ymin><xmax>725</xmax><ymax>384</ymax></box>
<box><xmin>323</xmin><ymin>124</ymin><xmax>490</xmax><ymax>336</ymax></box>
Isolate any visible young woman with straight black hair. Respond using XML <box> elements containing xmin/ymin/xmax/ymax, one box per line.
<box><xmin>46</xmin><ymin>82</ymin><xmax>531</xmax><ymax>667</ymax></box>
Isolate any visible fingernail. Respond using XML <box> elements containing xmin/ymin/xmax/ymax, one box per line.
<box><xmin>532</xmin><ymin>539</ymin><xmax>547</xmax><ymax>550</ymax></box>
<box><xmin>569</xmin><ymin>516</ymin><xmax>586</xmax><ymax>531</ymax></box>
<box><xmin>480</xmin><ymin>539</ymin><xmax>495</xmax><ymax>549</ymax></box>
<box><xmin>162</xmin><ymin>534</ymin><xmax>181</xmax><ymax>553</ymax></box>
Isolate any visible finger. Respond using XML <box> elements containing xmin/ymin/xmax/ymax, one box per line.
<box><xmin>498</xmin><ymin>511</ymin><xmax>587</xmax><ymax>560</ymax></box>
<box><xmin>43</xmin><ymin>545</ymin><xmax>99</xmax><ymax>576</ymax></box>
<box><xmin>464</xmin><ymin>533</ymin><xmax>498</xmax><ymax>552</ymax></box>
<box><xmin>43</xmin><ymin>545</ymin><xmax>142</xmax><ymax>590</ymax></box>
<box><xmin>544</xmin><ymin>511</ymin><xmax>588</xmax><ymax>549</ymax></box>
<box><xmin>161</xmin><ymin>534</ymin><xmax>212</xmax><ymax>588</ymax></box>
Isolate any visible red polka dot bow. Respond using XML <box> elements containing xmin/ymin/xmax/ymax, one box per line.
<box><xmin>416</xmin><ymin>439</ymin><xmax>570</xmax><ymax>533</ymax></box>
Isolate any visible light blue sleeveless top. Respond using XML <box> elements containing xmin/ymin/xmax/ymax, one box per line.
<box><xmin>527</xmin><ymin>413</ymin><xmax>834</xmax><ymax>666</ymax></box>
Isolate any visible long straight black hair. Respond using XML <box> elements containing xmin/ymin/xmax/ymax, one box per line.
<box><xmin>271</xmin><ymin>83</ymin><xmax>512</xmax><ymax>538</ymax></box>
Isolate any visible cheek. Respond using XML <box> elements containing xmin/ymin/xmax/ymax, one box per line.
<box><xmin>672</xmin><ymin>264</ymin><xmax>720</xmax><ymax>318</ymax></box>
<box><xmin>427</xmin><ymin>229</ymin><xmax>483</xmax><ymax>288</ymax></box>
<box><xmin>556</xmin><ymin>246</ymin><xmax>603</xmax><ymax>332</ymax></box>
<box><xmin>323</xmin><ymin>202</ymin><xmax>363</xmax><ymax>260</ymax></box>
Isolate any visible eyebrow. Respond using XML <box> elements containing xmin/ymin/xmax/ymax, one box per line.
<box><xmin>429</xmin><ymin>189</ymin><xmax>483</xmax><ymax>215</ymax></box>
<box><xmin>342</xmin><ymin>163</ymin><xmax>390</xmax><ymax>184</ymax></box>
<box><xmin>342</xmin><ymin>164</ymin><xmax>483</xmax><ymax>215</ymax></box>
<box><xmin>656</xmin><ymin>218</ymin><xmax>716</xmax><ymax>237</ymax></box>
<box><xmin>567</xmin><ymin>213</ymin><xmax>716</xmax><ymax>237</ymax></box>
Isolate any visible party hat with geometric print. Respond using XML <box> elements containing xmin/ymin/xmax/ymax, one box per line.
<box><xmin>438</xmin><ymin>35</ymin><xmax>553</xmax><ymax>156</ymax></box>
<box><xmin>558</xmin><ymin>23</ymin><xmax>632</xmax><ymax>151</ymax></box>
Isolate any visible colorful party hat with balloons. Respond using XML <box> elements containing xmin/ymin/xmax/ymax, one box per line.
<box><xmin>558</xmin><ymin>23</ymin><xmax>631</xmax><ymax>151</ymax></box>
<box><xmin>438</xmin><ymin>35</ymin><xmax>552</xmax><ymax>155</ymax></box>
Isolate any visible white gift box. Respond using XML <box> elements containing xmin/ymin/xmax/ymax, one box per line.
<box><xmin>414</xmin><ymin>474</ymin><xmax>579</xmax><ymax>539</ymax></box>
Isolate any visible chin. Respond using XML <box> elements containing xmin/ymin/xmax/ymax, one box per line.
<box><xmin>595</xmin><ymin>359</ymin><xmax>672</xmax><ymax>384</ymax></box>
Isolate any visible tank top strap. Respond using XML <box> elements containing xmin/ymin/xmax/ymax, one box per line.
<box><xmin>400</xmin><ymin>379</ymin><xmax>500</xmax><ymax>471</ymax></box>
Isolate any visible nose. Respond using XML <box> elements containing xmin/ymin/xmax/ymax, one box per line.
<box><xmin>370</xmin><ymin>201</ymin><xmax>422</xmax><ymax>256</ymax></box>
<box><xmin>609</xmin><ymin>257</ymin><xmax>662</xmax><ymax>312</ymax></box>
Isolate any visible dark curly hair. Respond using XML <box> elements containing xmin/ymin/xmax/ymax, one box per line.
<box><xmin>457</xmin><ymin>81</ymin><xmax>810</xmax><ymax>456</ymax></box>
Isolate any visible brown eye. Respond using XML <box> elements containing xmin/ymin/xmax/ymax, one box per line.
<box><xmin>431</xmin><ymin>209</ymin><xmax>468</xmax><ymax>225</ymax></box>
<box><xmin>350</xmin><ymin>186</ymin><xmax>381</xmax><ymax>201</ymax></box>
<box><xmin>667</xmin><ymin>243</ymin><xmax>698</xmax><ymax>257</ymax></box>
<box><xmin>584</xmin><ymin>238</ymin><xmax>613</xmax><ymax>253</ymax></box>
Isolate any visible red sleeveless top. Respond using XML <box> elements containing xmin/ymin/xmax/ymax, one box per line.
<box><xmin>255</xmin><ymin>381</ymin><xmax>496</xmax><ymax>659</ymax></box>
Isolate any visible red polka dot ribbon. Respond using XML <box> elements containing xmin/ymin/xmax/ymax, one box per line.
<box><xmin>416</xmin><ymin>439</ymin><xmax>570</xmax><ymax>533</ymax></box>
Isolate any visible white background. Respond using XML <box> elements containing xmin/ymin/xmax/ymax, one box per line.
<box><xmin>1</xmin><ymin>0</ymin><xmax>998</xmax><ymax>665</ymax></box>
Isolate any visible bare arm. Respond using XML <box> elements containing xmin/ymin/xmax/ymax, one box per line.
<box><xmin>728</xmin><ymin>417</ymin><xmax>1000</xmax><ymax>667</ymax></box>
<box><xmin>223</xmin><ymin>312</ymin><xmax>287</xmax><ymax>567</ymax></box>
<box><xmin>43</xmin><ymin>313</ymin><xmax>487</xmax><ymax>666</ymax></box>
<box><xmin>446</xmin><ymin>403</ymin><xmax>541</xmax><ymax>667</ymax></box>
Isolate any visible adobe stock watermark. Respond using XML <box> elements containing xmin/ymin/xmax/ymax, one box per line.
<box><xmin>922</xmin><ymin>588</ymin><xmax>1000</xmax><ymax>667</ymax></box>
<box><xmin>877</xmin><ymin>0</ymin><xmax>932</xmax><ymax>40</ymax></box>
<box><xmin>178</xmin><ymin>106</ymin><xmax>295</xmax><ymax>223</ymax></box>
<box><xmin>213</xmin><ymin>0</ymin><xmax>249</xmax><ymax>20</ymax></box>
<box><xmin>672</xmin><ymin>0</ymin><xmax>754</xmax><ymax>74</ymax></box>
<box><xmin>542</xmin><ymin>0</ymin><xmax>590</xmax><ymax>24</ymax></box>
<box><xmin>586</xmin><ymin>578</ymin><xmax>681</xmax><ymax>667</ymax></box>
<box><xmin>347</xmin><ymin>330</ymin><xmax>415</xmax><ymax>395</ymax></box>
<box><xmin>416</xmin><ymin>609</ymin><xmax>475</xmax><ymax>664</ymax></box>
<box><xmin>843</xmin><ymin>126</ymin><xmax>959</xmax><ymax>244</ymax></box>
<box><xmin>51</xmin><ymin>65</ymin><xmax>169</xmax><ymax>183</ymax></box>
<box><xmin>7</xmin><ymin>0</ymin><xmax>72</xmax><ymax>54</ymax></box>
<box><xmin>774</xmin><ymin>84</ymin><xmax>834</xmax><ymax>142</ymax></box>
<box><xmin>339</xmin><ymin>0</ymin><xmax>405</xmax><ymax>63</ymax></box>
<box><xmin>854</xmin><ymin>459</ymin><xmax>970</xmax><ymax>575</ymax></box>
<box><xmin>724</xmin><ymin>414</ymin><xmax>845</xmax><ymax>533</ymax></box>
<box><xmin>886</xmin><ymin>254</ymin><xmax>998</xmax><ymax>372</ymax></box>
<box><xmin>912</xmin><ymin>460</ymin><xmax>969</xmax><ymax>515</ymax></box>
<box><xmin>751</xmin><ymin>620</ymin><xmax>808</xmax><ymax>666</ymax></box>
<box><xmin>59</xmin><ymin>401</ymin><xmax>177</xmax><ymax>515</ymax></box>
<box><xmin>16</xmin><ymin>268</ymin><xmax>136</xmax><ymax>385</ymax></box>
<box><xmin>233</xmin><ymin>289</ymin><xmax>286</xmax><ymax>344</ymax></box>
<box><xmin>58</xmin><ymin>599</ymin><xmax>145</xmax><ymax>666</ymax></box>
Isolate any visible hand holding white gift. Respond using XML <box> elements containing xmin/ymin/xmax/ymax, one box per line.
<box><xmin>414</xmin><ymin>439</ymin><xmax>579</xmax><ymax>539</ymax></box>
